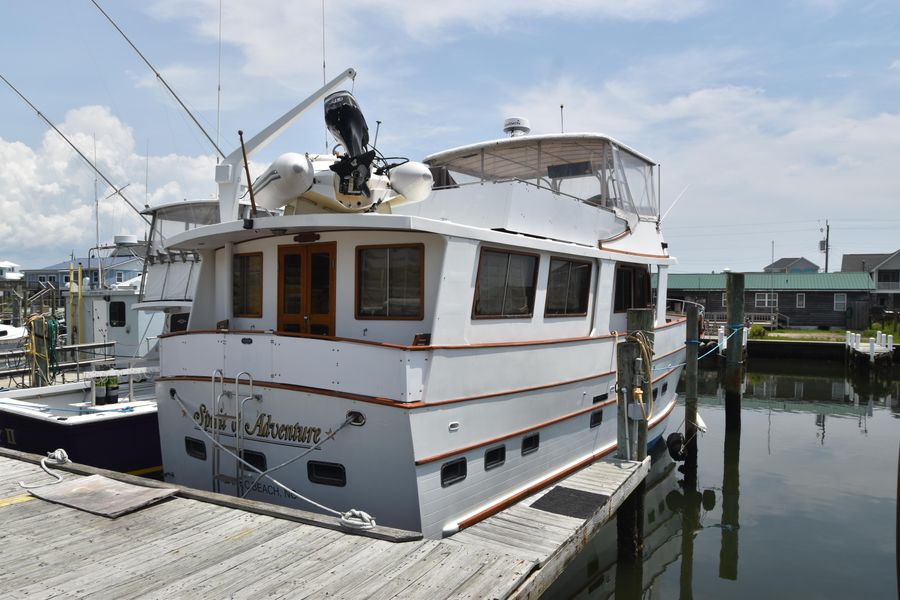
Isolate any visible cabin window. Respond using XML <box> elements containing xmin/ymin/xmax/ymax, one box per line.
<box><xmin>545</xmin><ymin>258</ymin><xmax>591</xmax><ymax>317</ymax></box>
<box><xmin>662</xmin><ymin>382</ymin><xmax>669</xmax><ymax>394</ymax></box>
<box><xmin>522</xmin><ymin>432</ymin><xmax>540</xmax><ymax>455</ymax></box>
<box><xmin>184</xmin><ymin>437</ymin><xmax>206</xmax><ymax>461</ymax></box>
<box><xmin>613</xmin><ymin>264</ymin><xmax>650</xmax><ymax>313</ymax></box>
<box><xmin>356</xmin><ymin>245</ymin><xmax>424</xmax><ymax>319</ymax></box>
<box><xmin>233</xmin><ymin>253</ymin><xmax>263</xmax><ymax>318</ymax></box>
<box><xmin>109</xmin><ymin>301</ymin><xmax>126</xmax><ymax>327</ymax></box>
<box><xmin>590</xmin><ymin>410</ymin><xmax>603</xmax><ymax>428</ymax></box>
<box><xmin>796</xmin><ymin>293</ymin><xmax>806</xmax><ymax>309</ymax></box>
<box><xmin>721</xmin><ymin>293</ymin><xmax>727</xmax><ymax>308</ymax></box>
<box><xmin>241</xmin><ymin>450</ymin><xmax>267</xmax><ymax>472</ymax></box>
<box><xmin>441</xmin><ymin>458</ymin><xmax>467</xmax><ymax>487</ymax></box>
<box><xmin>474</xmin><ymin>249</ymin><xmax>538</xmax><ymax>318</ymax></box>
<box><xmin>755</xmin><ymin>293</ymin><xmax>778</xmax><ymax>309</ymax></box>
<box><xmin>593</xmin><ymin>392</ymin><xmax>608</xmax><ymax>403</ymax></box>
<box><xmin>308</xmin><ymin>461</ymin><xmax>347</xmax><ymax>487</ymax></box>
<box><xmin>833</xmin><ymin>293</ymin><xmax>847</xmax><ymax>311</ymax></box>
<box><xmin>115</xmin><ymin>271</ymin><xmax>125</xmax><ymax>283</ymax></box>
<box><xmin>484</xmin><ymin>445</ymin><xmax>506</xmax><ymax>470</ymax></box>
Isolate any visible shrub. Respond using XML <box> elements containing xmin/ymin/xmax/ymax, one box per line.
<box><xmin>748</xmin><ymin>324</ymin><xmax>766</xmax><ymax>339</ymax></box>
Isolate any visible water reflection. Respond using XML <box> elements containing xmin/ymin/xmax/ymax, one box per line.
<box><xmin>548</xmin><ymin>360</ymin><xmax>898</xmax><ymax>599</ymax></box>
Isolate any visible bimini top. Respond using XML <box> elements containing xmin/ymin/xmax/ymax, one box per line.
<box><xmin>424</xmin><ymin>133</ymin><xmax>655</xmax><ymax>179</ymax></box>
<box><xmin>424</xmin><ymin>133</ymin><xmax>659</xmax><ymax>221</ymax></box>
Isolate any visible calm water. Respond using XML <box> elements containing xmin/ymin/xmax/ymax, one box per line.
<box><xmin>548</xmin><ymin>359</ymin><xmax>899</xmax><ymax>599</ymax></box>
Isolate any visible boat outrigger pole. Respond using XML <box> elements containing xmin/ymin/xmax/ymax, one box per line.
<box><xmin>0</xmin><ymin>73</ymin><xmax>151</xmax><ymax>227</ymax></box>
<box><xmin>216</xmin><ymin>67</ymin><xmax>357</xmax><ymax>222</ymax></box>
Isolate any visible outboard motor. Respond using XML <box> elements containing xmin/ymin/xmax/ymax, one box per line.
<box><xmin>324</xmin><ymin>91</ymin><xmax>375</xmax><ymax>196</ymax></box>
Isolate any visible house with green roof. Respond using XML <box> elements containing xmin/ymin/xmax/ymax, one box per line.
<box><xmin>661</xmin><ymin>271</ymin><xmax>875</xmax><ymax>329</ymax></box>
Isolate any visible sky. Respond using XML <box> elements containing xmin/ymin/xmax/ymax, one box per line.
<box><xmin>1</xmin><ymin>0</ymin><xmax>898</xmax><ymax>272</ymax></box>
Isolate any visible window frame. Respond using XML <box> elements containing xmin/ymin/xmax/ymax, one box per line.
<box><xmin>109</xmin><ymin>301</ymin><xmax>126</xmax><ymax>328</ymax></box>
<box><xmin>355</xmin><ymin>243</ymin><xmax>425</xmax><ymax>320</ymax></box>
<box><xmin>796</xmin><ymin>293</ymin><xmax>806</xmax><ymax>309</ymax></box>
<box><xmin>544</xmin><ymin>257</ymin><xmax>592</xmax><ymax>318</ymax></box>
<box><xmin>233</xmin><ymin>252</ymin><xmax>264</xmax><ymax>318</ymax></box>
<box><xmin>613</xmin><ymin>263</ymin><xmax>651</xmax><ymax>313</ymax></box>
<box><xmin>484</xmin><ymin>445</ymin><xmax>506</xmax><ymax>470</ymax></box>
<box><xmin>754</xmin><ymin>292</ymin><xmax>778</xmax><ymax>309</ymax></box>
<box><xmin>521</xmin><ymin>432</ymin><xmax>540</xmax><ymax>455</ymax></box>
<box><xmin>184</xmin><ymin>437</ymin><xmax>206</xmax><ymax>461</ymax></box>
<box><xmin>472</xmin><ymin>247</ymin><xmax>540</xmax><ymax>319</ymax></box>
<box><xmin>440</xmin><ymin>457</ymin><xmax>467</xmax><ymax>487</ymax></box>
<box><xmin>833</xmin><ymin>293</ymin><xmax>847</xmax><ymax>311</ymax></box>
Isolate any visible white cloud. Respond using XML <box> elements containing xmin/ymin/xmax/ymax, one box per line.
<box><xmin>0</xmin><ymin>106</ymin><xmax>218</xmax><ymax>267</ymax></box>
<box><xmin>500</xmin><ymin>51</ymin><xmax>900</xmax><ymax>269</ymax></box>
<box><xmin>890</xmin><ymin>59</ymin><xmax>900</xmax><ymax>70</ymax></box>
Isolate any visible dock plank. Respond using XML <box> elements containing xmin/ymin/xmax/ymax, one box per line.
<box><xmin>0</xmin><ymin>444</ymin><xmax>649</xmax><ymax>599</ymax></box>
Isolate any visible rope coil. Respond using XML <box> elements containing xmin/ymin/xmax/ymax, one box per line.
<box><xmin>19</xmin><ymin>448</ymin><xmax>70</xmax><ymax>489</ymax></box>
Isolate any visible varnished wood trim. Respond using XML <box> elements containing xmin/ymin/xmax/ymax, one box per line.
<box><xmin>601</xmin><ymin>246</ymin><xmax>671</xmax><ymax>260</ymax></box>
<box><xmin>424</xmin><ymin>369</ymin><xmax>616</xmax><ymax>408</ymax></box>
<box><xmin>157</xmin><ymin>375</ymin><xmax>424</xmax><ymax>408</ymax></box>
<box><xmin>416</xmin><ymin>397</ymin><xmax>618</xmax><ymax>466</ymax></box>
<box><xmin>456</xmin><ymin>445</ymin><xmax>617</xmax><ymax>529</ymax></box>
<box><xmin>159</xmin><ymin>327</ymin><xmax>621</xmax><ymax>350</ymax></box>
<box><xmin>355</xmin><ymin>243</ymin><xmax>425</xmax><ymax>321</ymax></box>
<box><xmin>456</xmin><ymin>395</ymin><xmax>677</xmax><ymax>530</ymax></box>
<box><xmin>418</xmin><ymin>368</ymin><xmax>679</xmax><ymax>464</ymax></box>
<box><xmin>655</xmin><ymin>316</ymin><xmax>687</xmax><ymax>331</ymax></box>
<box><xmin>598</xmin><ymin>228</ymin><xmax>630</xmax><ymax>245</ymax></box>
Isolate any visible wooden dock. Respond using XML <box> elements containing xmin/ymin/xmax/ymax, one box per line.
<box><xmin>0</xmin><ymin>447</ymin><xmax>648</xmax><ymax>599</ymax></box>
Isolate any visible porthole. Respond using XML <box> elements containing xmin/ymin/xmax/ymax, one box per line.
<box><xmin>441</xmin><ymin>458</ymin><xmax>467</xmax><ymax>487</ymax></box>
<box><xmin>590</xmin><ymin>410</ymin><xmax>603</xmax><ymax>429</ymax></box>
<box><xmin>484</xmin><ymin>446</ymin><xmax>506</xmax><ymax>470</ymax></box>
<box><xmin>184</xmin><ymin>437</ymin><xmax>206</xmax><ymax>461</ymax></box>
<box><xmin>522</xmin><ymin>432</ymin><xmax>540</xmax><ymax>455</ymax></box>
<box><xmin>241</xmin><ymin>450</ymin><xmax>267</xmax><ymax>472</ymax></box>
<box><xmin>308</xmin><ymin>461</ymin><xmax>347</xmax><ymax>487</ymax></box>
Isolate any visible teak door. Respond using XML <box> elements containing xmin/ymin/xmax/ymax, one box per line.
<box><xmin>277</xmin><ymin>242</ymin><xmax>336</xmax><ymax>335</ymax></box>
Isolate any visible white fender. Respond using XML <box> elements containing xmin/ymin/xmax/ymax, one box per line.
<box><xmin>386</xmin><ymin>161</ymin><xmax>433</xmax><ymax>207</ymax></box>
<box><xmin>253</xmin><ymin>152</ymin><xmax>314</xmax><ymax>210</ymax></box>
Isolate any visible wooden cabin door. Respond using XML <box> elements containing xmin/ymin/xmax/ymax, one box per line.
<box><xmin>277</xmin><ymin>243</ymin><xmax>336</xmax><ymax>335</ymax></box>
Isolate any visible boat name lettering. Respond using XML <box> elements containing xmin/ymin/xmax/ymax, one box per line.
<box><xmin>192</xmin><ymin>404</ymin><xmax>321</xmax><ymax>443</ymax></box>
<box><xmin>245</xmin><ymin>413</ymin><xmax>321</xmax><ymax>444</ymax></box>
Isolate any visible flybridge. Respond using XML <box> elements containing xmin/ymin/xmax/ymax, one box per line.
<box><xmin>425</xmin><ymin>133</ymin><xmax>660</xmax><ymax>227</ymax></box>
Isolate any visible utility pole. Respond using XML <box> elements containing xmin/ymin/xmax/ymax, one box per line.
<box><xmin>825</xmin><ymin>220</ymin><xmax>830</xmax><ymax>273</ymax></box>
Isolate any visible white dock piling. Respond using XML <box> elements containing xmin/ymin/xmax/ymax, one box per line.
<box><xmin>889</xmin><ymin>335</ymin><xmax>894</xmax><ymax>353</ymax></box>
<box><xmin>718</xmin><ymin>326</ymin><xmax>725</xmax><ymax>354</ymax></box>
<box><xmin>869</xmin><ymin>338</ymin><xmax>875</xmax><ymax>363</ymax></box>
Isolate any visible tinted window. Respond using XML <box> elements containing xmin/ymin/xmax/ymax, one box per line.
<box><xmin>109</xmin><ymin>301</ymin><xmax>126</xmax><ymax>327</ymax></box>
<box><xmin>233</xmin><ymin>253</ymin><xmax>263</xmax><ymax>317</ymax></box>
<box><xmin>614</xmin><ymin>263</ymin><xmax>650</xmax><ymax>312</ymax></box>
<box><xmin>474</xmin><ymin>249</ymin><xmax>538</xmax><ymax>317</ymax></box>
<box><xmin>590</xmin><ymin>410</ymin><xmax>603</xmax><ymax>428</ymax></box>
<box><xmin>546</xmin><ymin>258</ymin><xmax>591</xmax><ymax>316</ymax></box>
<box><xmin>357</xmin><ymin>245</ymin><xmax>423</xmax><ymax>318</ymax></box>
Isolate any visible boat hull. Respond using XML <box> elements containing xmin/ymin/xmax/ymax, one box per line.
<box><xmin>0</xmin><ymin>409</ymin><xmax>162</xmax><ymax>475</ymax></box>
